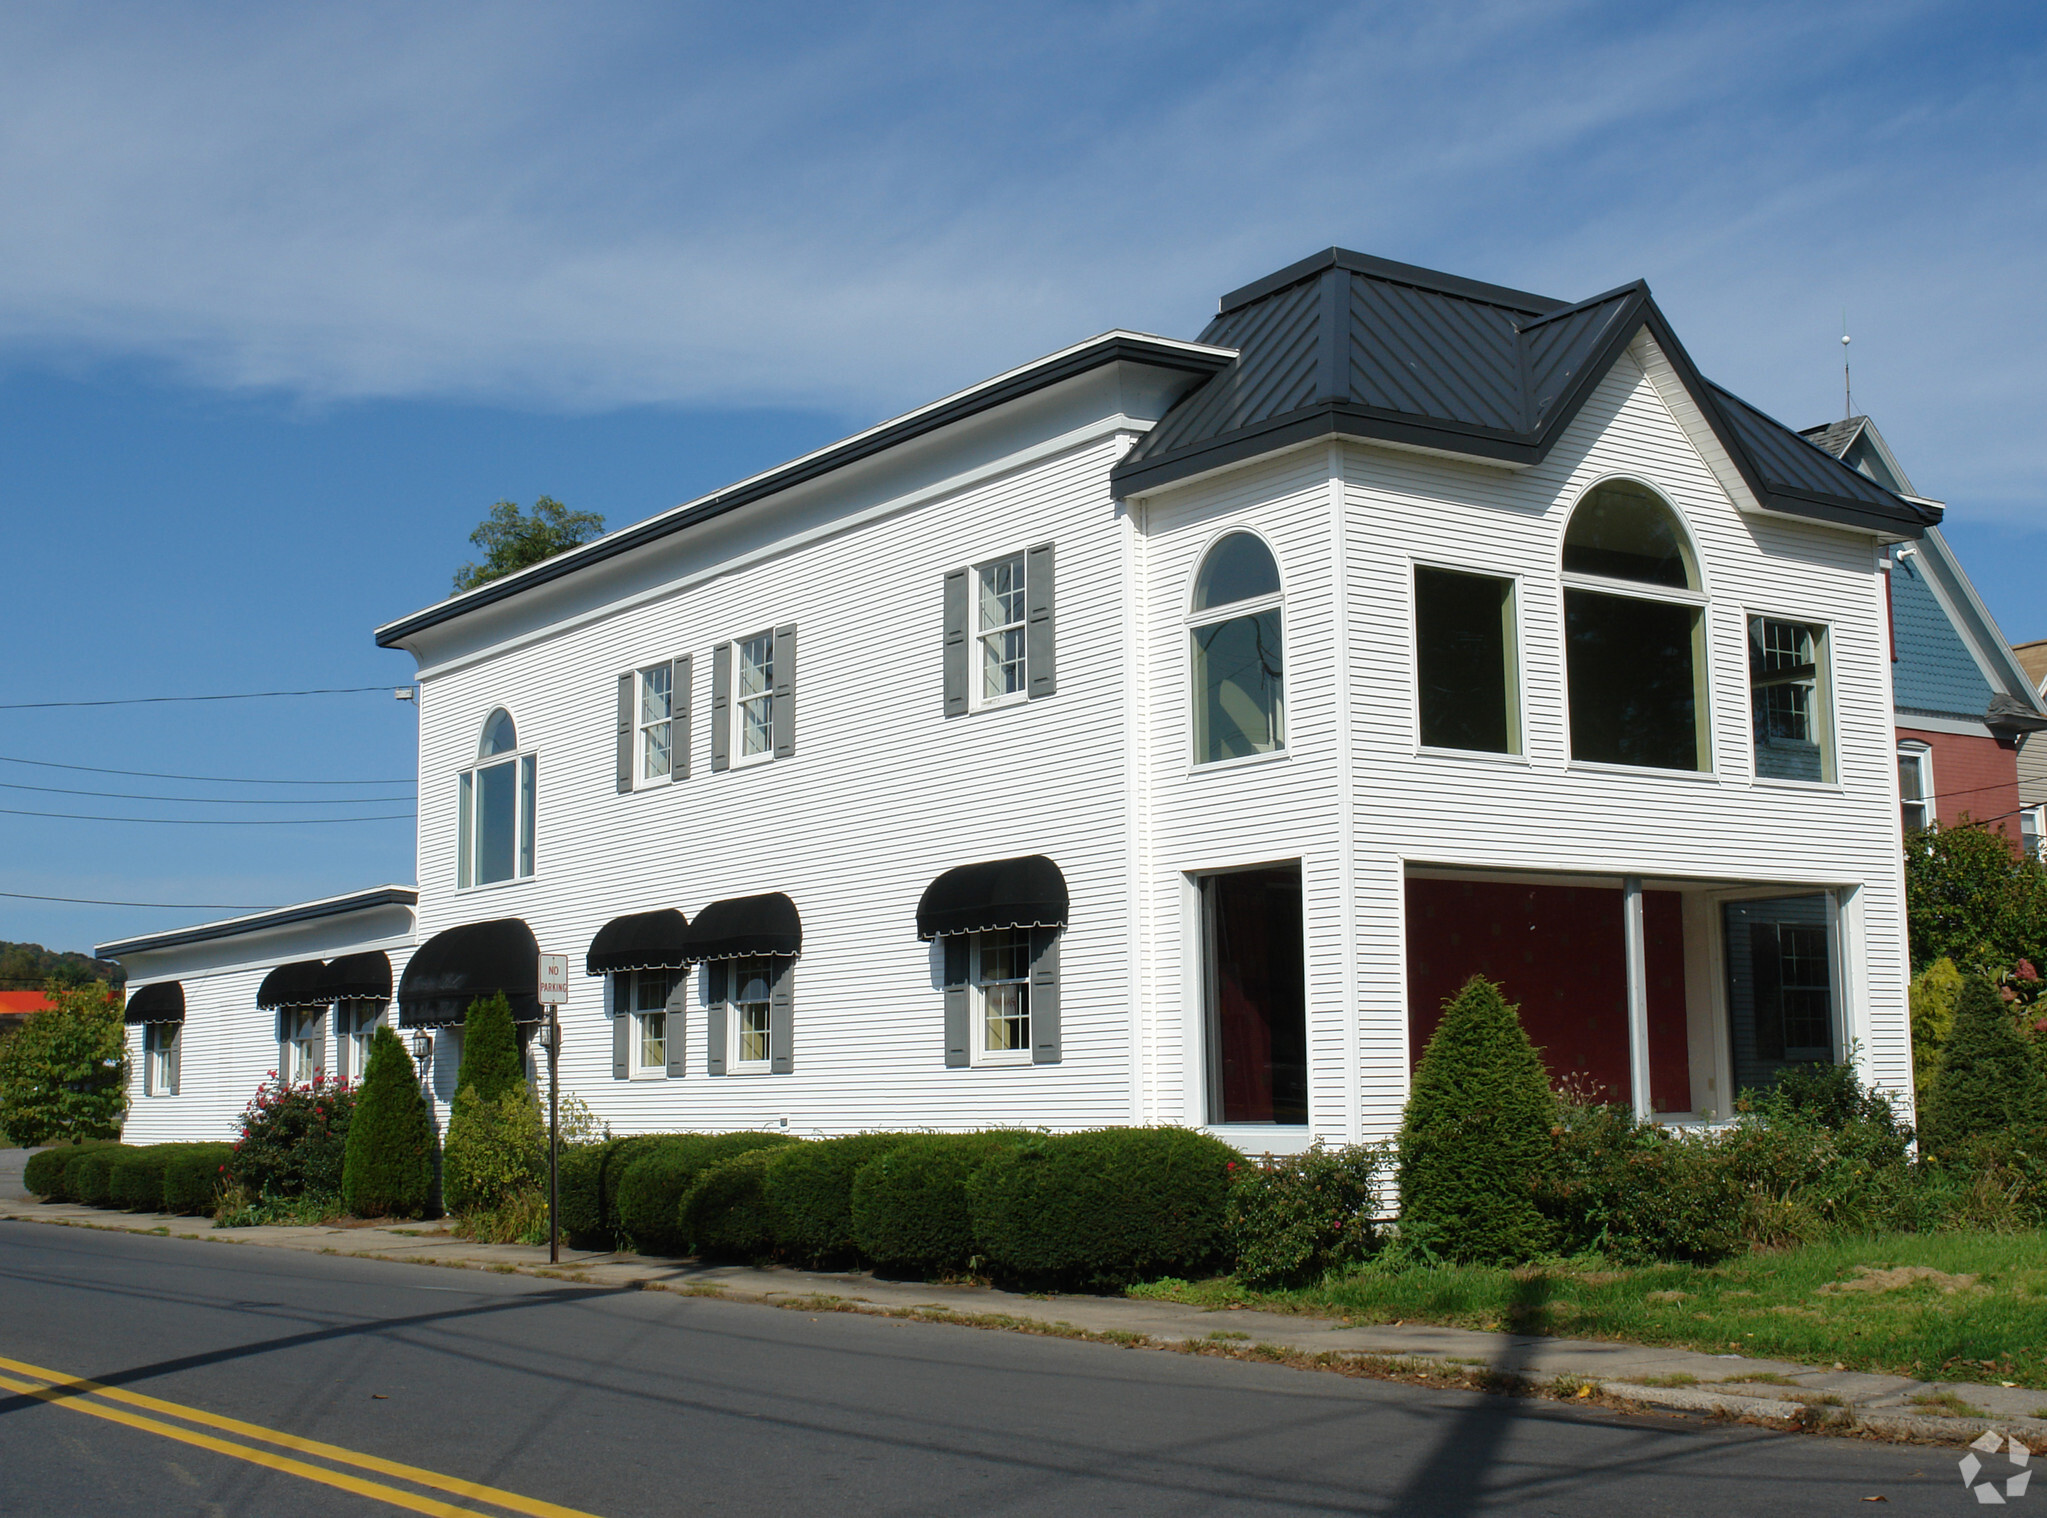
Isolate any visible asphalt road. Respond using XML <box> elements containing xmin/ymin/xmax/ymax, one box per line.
<box><xmin>0</xmin><ymin>1222</ymin><xmax>1976</xmax><ymax>1517</ymax></box>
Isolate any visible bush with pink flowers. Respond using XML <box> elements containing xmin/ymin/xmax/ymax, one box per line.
<box><xmin>226</xmin><ymin>1072</ymin><xmax>356</xmax><ymax>1201</ymax></box>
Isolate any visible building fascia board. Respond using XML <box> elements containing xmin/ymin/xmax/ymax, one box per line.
<box><xmin>95</xmin><ymin>885</ymin><xmax>418</xmax><ymax>958</ymax></box>
<box><xmin>374</xmin><ymin>333</ymin><xmax>1232</xmax><ymax>649</ymax></box>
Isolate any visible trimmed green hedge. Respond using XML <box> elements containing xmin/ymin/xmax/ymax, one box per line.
<box><xmin>615</xmin><ymin>1133</ymin><xmax>795</xmax><ymax>1256</ymax></box>
<box><xmin>68</xmin><ymin>1144</ymin><xmax>133</xmax><ymax>1206</ymax></box>
<box><xmin>556</xmin><ymin>1142</ymin><xmax>610</xmax><ymax>1242</ymax></box>
<box><xmin>680</xmin><ymin>1146</ymin><xmax>796</xmax><ymax>1260</ymax></box>
<box><xmin>849</xmin><ymin>1133</ymin><xmax>1030</xmax><ymax>1274</ymax></box>
<box><xmin>24</xmin><ymin>1141</ymin><xmax>115</xmax><ymax>1201</ymax></box>
<box><xmin>763</xmin><ymin>1132</ymin><xmax>911</xmax><ymax>1265</ymax></box>
<box><xmin>109</xmin><ymin>1146</ymin><xmax>179</xmax><ymax>1211</ymax></box>
<box><xmin>163</xmin><ymin>1144</ymin><xmax>235</xmax><ymax>1215</ymax></box>
<box><xmin>972</xmin><ymin>1128</ymin><xmax>1237</xmax><ymax>1287</ymax></box>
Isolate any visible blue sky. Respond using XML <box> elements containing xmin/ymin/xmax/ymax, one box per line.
<box><xmin>4</xmin><ymin>1</ymin><xmax>2044</xmax><ymax>958</ymax></box>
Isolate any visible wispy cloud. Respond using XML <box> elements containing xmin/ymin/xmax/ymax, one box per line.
<box><xmin>0</xmin><ymin>1</ymin><xmax>2040</xmax><ymax>511</ymax></box>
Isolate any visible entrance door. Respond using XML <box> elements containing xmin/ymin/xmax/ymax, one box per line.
<box><xmin>1202</xmin><ymin>865</ymin><xmax>1307</xmax><ymax>1125</ymax></box>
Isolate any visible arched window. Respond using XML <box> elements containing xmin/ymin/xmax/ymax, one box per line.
<box><xmin>1190</xmin><ymin>532</ymin><xmax>1285</xmax><ymax>765</ymax></box>
<box><xmin>1561</xmin><ymin>481</ymin><xmax>1708</xmax><ymax>772</ymax></box>
<box><xmin>458</xmin><ymin>708</ymin><xmax>536</xmax><ymax>887</ymax></box>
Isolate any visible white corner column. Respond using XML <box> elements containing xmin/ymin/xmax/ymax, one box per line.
<box><xmin>1622</xmin><ymin>875</ymin><xmax>1651</xmax><ymax>1121</ymax></box>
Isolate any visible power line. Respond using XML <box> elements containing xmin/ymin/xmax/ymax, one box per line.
<box><xmin>0</xmin><ymin>889</ymin><xmax>274</xmax><ymax>909</ymax></box>
<box><xmin>0</xmin><ymin>806</ymin><xmax>414</xmax><ymax>826</ymax></box>
<box><xmin>0</xmin><ymin>753</ymin><xmax>411</xmax><ymax>785</ymax></box>
<box><xmin>0</xmin><ymin>779</ymin><xmax>414</xmax><ymax>805</ymax></box>
<box><xmin>0</xmin><ymin>685</ymin><xmax>403</xmax><ymax>711</ymax></box>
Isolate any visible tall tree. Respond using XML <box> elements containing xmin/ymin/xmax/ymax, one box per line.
<box><xmin>453</xmin><ymin>496</ymin><xmax>605</xmax><ymax>592</ymax></box>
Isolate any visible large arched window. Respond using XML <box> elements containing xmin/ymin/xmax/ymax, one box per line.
<box><xmin>1190</xmin><ymin>531</ymin><xmax>1285</xmax><ymax>765</ymax></box>
<box><xmin>1561</xmin><ymin>481</ymin><xmax>1708</xmax><ymax>772</ymax></box>
<box><xmin>458</xmin><ymin>708</ymin><xmax>536</xmax><ymax>887</ymax></box>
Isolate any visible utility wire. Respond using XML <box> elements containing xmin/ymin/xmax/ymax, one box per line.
<box><xmin>0</xmin><ymin>753</ymin><xmax>413</xmax><ymax>785</ymax></box>
<box><xmin>0</xmin><ymin>779</ymin><xmax>414</xmax><ymax>805</ymax></box>
<box><xmin>0</xmin><ymin>889</ymin><xmax>275</xmax><ymax>909</ymax></box>
<box><xmin>0</xmin><ymin>806</ymin><xmax>413</xmax><ymax>825</ymax></box>
<box><xmin>0</xmin><ymin>685</ymin><xmax>401</xmax><ymax>711</ymax></box>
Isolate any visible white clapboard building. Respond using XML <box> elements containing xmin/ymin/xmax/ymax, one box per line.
<box><xmin>106</xmin><ymin>248</ymin><xmax>1938</xmax><ymax>1151</ymax></box>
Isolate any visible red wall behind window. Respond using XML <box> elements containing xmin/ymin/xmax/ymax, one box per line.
<box><xmin>1405</xmin><ymin>878</ymin><xmax>1692</xmax><ymax>1112</ymax></box>
<box><xmin>1900</xmin><ymin>726</ymin><xmax>2022</xmax><ymax>839</ymax></box>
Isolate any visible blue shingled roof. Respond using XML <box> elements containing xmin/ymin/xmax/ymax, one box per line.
<box><xmin>1113</xmin><ymin>248</ymin><xmax>1940</xmax><ymax>541</ymax></box>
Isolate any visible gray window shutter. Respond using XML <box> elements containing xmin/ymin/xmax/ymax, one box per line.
<box><xmin>664</xmin><ymin>978</ymin><xmax>688</xmax><ymax>1078</ymax></box>
<box><xmin>773</xmin><ymin>623</ymin><xmax>797</xmax><ymax>760</ymax></box>
<box><xmin>710</xmin><ymin>642</ymin><xmax>732</xmax><ymax>772</ymax></box>
<box><xmin>616</xmin><ymin>671</ymin><xmax>634</xmax><ymax>793</ymax></box>
<box><xmin>705</xmin><ymin>963</ymin><xmax>728</xmax><ymax>1075</ymax></box>
<box><xmin>1026</xmin><ymin>542</ymin><xmax>1056</xmax><ymax>699</ymax></box>
<box><xmin>943</xmin><ymin>569</ymin><xmax>969</xmax><ymax>717</ymax></box>
<box><xmin>168</xmin><ymin>1026</ymin><xmax>181</xmax><ymax>1096</ymax></box>
<box><xmin>671</xmin><ymin>654</ymin><xmax>692</xmax><ymax>782</ymax></box>
<box><xmin>770</xmin><ymin>960</ymin><xmax>794</xmax><ymax>1074</ymax></box>
<box><xmin>943</xmin><ymin>935</ymin><xmax>970</xmax><ymax>1068</ymax></box>
<box><xmin>611</xmin><ymin>977</ymin><xmax>629</xmax><ymax>1079</ymax></box>
<box><xmin>311</xmin><ymin>1007</ymin><xmax>327</xmax><ymax>1073</ymax></box>
<box><xmin>1030</xmin><ymin>927</ymin><xmax>1061</xmax><ymax>1064</ymax></box>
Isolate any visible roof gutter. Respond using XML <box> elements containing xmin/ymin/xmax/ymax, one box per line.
<box><xmin>95</xmin><ymin>885</ymin><xmax>419</xmax><ymax>959</ymax></box>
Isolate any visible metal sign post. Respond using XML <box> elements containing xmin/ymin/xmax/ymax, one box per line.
<box><xmin>538</xmin><ymin>953</ymin><xmax>570</xmax><ymax>1265</ymax></box>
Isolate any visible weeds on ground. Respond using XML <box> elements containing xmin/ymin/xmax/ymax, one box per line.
<box><xmin>213</xmin><ymin>1184</ymin><xmax>341</xmax><ymax>1228</ymax></box>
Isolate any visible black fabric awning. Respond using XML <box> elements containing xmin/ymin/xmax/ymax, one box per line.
<box><xmin>396</xmin><ymin>918</ymin><xmax>540</xmax><ymax>1027</ymax></box>
<box><xmin>316</xmin><ymin>950</ymin><xmax>393</xmax><ymax>1002</ymax></box>
<box><xmin>256</xmin><ymin>959</ymin><xmax>330</xmax><ymax>1010</ymax></box>
<box><xmin>124</xmin><ymin>981</ymin><xmax>185</xmax><ymax>1025</ymax></box>
<box><xmin>679</xmin><ymin>893</ymin><xmax>801</xmax><ymax>961</ymax></box>
<box><xmin>916</xmin><ymin>854</ymin><xmax>1069</xmax><ymax>940</ymax></box>
<box><xmin>586</xmin><ymin>908</ymin><xmax>692</xmax><ymax>975</ymax></box>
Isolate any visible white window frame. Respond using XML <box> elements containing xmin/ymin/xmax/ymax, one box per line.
<box><xmin>1187</xmin><ymin>529</ymin><xmax>1288</xmax><ymax>769</ymax></box>
<box><xmin>637</xmin><ymin>664</ymin><xmax>675</xmax><ymax>784</ymax></box>
<box><xmin>972</xmin><ymin>552</ymin><xmax>1029</xmax><ymax>711</ymax></box>
<box><xmin>1557</xmin><ymin>477</ymin><xmax>1714</xmax><ymax>777</ymax></box>
<box><xmin>1898</xmin><ymin>743</ymin><xmax>1934</xmax><ymax>833</ymax></box>
<box><xmin>143</xmin><ymin>1023</ymin><xmax>178</xmax><ymax>1098</ymax></box>
<box><xmin>1745</xmin><ymin>612</ymin><xmax>1836</xmax><ymax>786</ymax></box>
<box><xmin>1409</xmin><ymin>557</ymin><xmax>1526</xmax><ymax>759</ymax></box>
<box><xmin>624</xmin><ymin>968</ymin><xmax>676</xmax><ymax>1077</ymax></box>
<box><xmin>334</xmin><ymin>1001</ymin><xmax>383</xmax><ymax>1083</ymax></box>
<box><xmin>2023</xmin><ymin>805</ymin><xmax>2046</xmax><ymax>863</ymax></box>
<box><xmin>281</xmin><ymin>1010</ymin><xmax>324</xmax><ymax>1084</ymax></box>
<box><xmin>727</xmin><ymin>958</ymin><xmax>775</xmax><ymax>1071</ymax></box>
<box><xmin>730</xmin><ymin>630</ymin><xmax>777</xmax><ymax>768</ymax></box>
<box><xmin>970</xmin><ymin>929</ymin><xmax>1033</xmax><ymax>1066</ymax></box>
<box><xmin>457</xmin><ymin>709</ymin><xmax>537</xmax><ymax>889</ymax></box>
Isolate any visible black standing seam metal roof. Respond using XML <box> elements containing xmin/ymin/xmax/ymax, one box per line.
<box><xmin>1112</xmin><ymin>248</ymin><xmax>1938</xmax><ymax>538</ymax></box>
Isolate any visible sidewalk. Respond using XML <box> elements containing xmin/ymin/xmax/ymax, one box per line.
<box><xmin>7</xmin><ymin>1195</ymin><xmax>2042</xmax><ymax>1450</ymax></box>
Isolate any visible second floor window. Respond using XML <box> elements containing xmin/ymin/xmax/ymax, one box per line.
<box><xmin>1898</xmin><ymin>745</ymin><xmax>1934</xmax><ymax>833</ymax></box>
<box><xmin>1190</xmin><ymin>531</ymin><xmax>1285</xmax><ymax>766</ymax></box>
<box><xmin>712</xmin><ymin>627</ymin><xmax>795</xmax><ymax>770</ymax></box>
<box><xmin>738</xmin><ymin>633</ymin><xmax>775</xmax><ymax>759</ymax></box>
<box><xmin>1414</xmin><ymin>566</ymin><xmax>1520</xmax><ymax>754</ymax></box>
<box><xmin>639</xmin><ymin>664</ymin><xmax>674</xmax><ymax>780</ymax></box>
<box><xmin>978</xmin><ymin>554</ymin><xmax>1027</xmax><ymax>703</ymax></box>
<box><xmin>1749</xmin><ymin>617</ymin><xmax>1832</xmax><ymax>783</ymax></box>
<box><xmin>458</xmin><ymin>708</ymin><xmax>536</xmax><ymax>887</ymax></box>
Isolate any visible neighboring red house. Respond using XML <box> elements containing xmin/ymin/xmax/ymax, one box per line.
<box><xmin>0</xmin><ymin>989</ymin><xmax>55</xmax><ymax>1038</ymax></box>
<box><xmin>1800</xmin><ymin>417</ymin><xmax>2047</xmax><ymax>843</ymax></box>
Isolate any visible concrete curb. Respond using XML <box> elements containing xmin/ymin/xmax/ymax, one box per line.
<box><xmin>7</xmin><ymin>1202</ymin><xmax>2041</xmax><ymax>1453</ymax></box>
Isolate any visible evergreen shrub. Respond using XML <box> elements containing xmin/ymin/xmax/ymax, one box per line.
<box><xmin>163</xmin><ymin>1144</ymin><xmax>235</xmax><ymax>1215</ymax></box>
<box><xmin>971</xmin><ymin>1128</ymin><xmax>1236</xmax><ymax>1287</ymax></box>
<box><xmin>1921</xmin><ymin>975</ymin><xmax>2047</xmax><ymax>1156</ymax></box>
<box><xmin>680</xmin><ymin>1145</ymin><xmax>798</xmax><ymax>1260</ymax></box>
<box><xmin>1226</xmin><ymin>1143</ymin><xmax>1383</xmax><ymax>1288</ymax></box>
<box><xmin>1396</xmin><ymin>976</ymin><xmax>1554</xmax><ymax>1264</ymax></box>
<box><xmin>68</xmin><ymin>1144</ymin><xmax>131</xmax><ymax>1206</ymax></box>
<box><xmin>615</xmin><ymin>1133</ymin><xmax>794</xmax><ymax>1255</ymax></box>
<box><xmin>109</xmin><ymin>1145</ymin><xmax>178</xmax><ymax>1210</ymax></box>
<box><xmin>597</xmin><ymin>1135</ymin><xmax>673</xmax><ymax>1238</ymax></box>
<box><xmin>556</xmin><ymin>1141</ymin><xmax>611</xmax><ymax>1242</ymax></box>
<box><xmin>443</xmin><ymin>1085</ymin><xmax>544</xmax><ymax>1216</ymax></box>
<box><xmin>762</xmin><ymin>1133</ymin><xmax>911</xmax><ymax>1265</ymax></box>
<box><xmin>340</xmin><ymin>1027</ymin><xmax>437</xmax><ymax>1219</ymax></box>
<box><xmin>1910</xmin><ymin>957</ymin><xmax>1965</xmax><ymax>1097</ymax></box>
<box><xmin>453</xmin><ymin>993</ymin><xmax>526</xmax><ymax>1104</ymax></box>
<box><xmin>24</xmin><ymin>1140</ymin><xmax>113</xmax><ymax>1200</ymax></box>
<box><xmin>849</xmin><ymin>1132</ymin><xmax>1029</xmax><ymax>1274</ymax></box>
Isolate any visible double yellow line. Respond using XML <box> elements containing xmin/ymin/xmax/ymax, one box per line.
<box><xmin>0</xmin><ymin>1353</ymin><xmax>603</xmax><ymax>1518</ymax></box>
